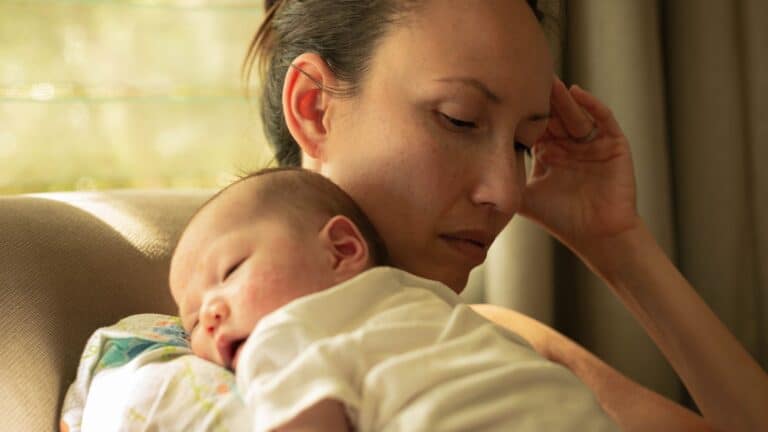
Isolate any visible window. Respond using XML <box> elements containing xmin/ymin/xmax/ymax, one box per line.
<box><xmin>0</xmin><ymin>0</ymin><xmax>271</xmax><ymax>194</ymax></box>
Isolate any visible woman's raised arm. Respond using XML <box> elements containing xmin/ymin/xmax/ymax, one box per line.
<box><xmin>514</xmin><ymin>77</ymin><xmax>768</xmax><ymax>432</ymax></box>
<box><xmin>573</xmin><ymin>220</ymin><xmax>768</xmax><ymax>432</ymax></box>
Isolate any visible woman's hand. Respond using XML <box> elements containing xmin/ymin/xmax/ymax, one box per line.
<box><xmin>520</xmin><ymin>77</ymin><xmax>639</xmax><ymax>250</ymax></box>
<box><xmin>519</xmin><ymin>77</ymin><xmax>768</xmax><ymax>432</ymax></box>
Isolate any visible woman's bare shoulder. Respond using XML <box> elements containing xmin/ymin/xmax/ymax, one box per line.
<box><xmin>469</xmin><ymin>303</ymin><xmax>715</xmax><ymax>432</ymax></box>
<box><xmin>469</xmin><ymin>304</ymin><xmax>556</xmax><ymax>356</ymax></box>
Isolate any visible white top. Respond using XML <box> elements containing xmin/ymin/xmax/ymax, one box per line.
<box><xmin>237</xmin><ymin>267</ymin><xmax>620</xmax><ymax>432</ymax></box>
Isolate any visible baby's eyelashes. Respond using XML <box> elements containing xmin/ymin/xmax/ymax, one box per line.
<box><xmin>222</xmin><ymin>258</ymin><xmax>245</xmax><ymax>281</ymax></box>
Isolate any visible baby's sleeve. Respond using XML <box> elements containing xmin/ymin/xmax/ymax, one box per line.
<box><xmin>235</xmin><ymin>316</ymin><xmax>364</xmax><ymax>432</ymax></box>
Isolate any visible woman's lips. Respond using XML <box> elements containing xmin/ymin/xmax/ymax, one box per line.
<box><xmin>440</xmin><ymin>235</ymin><xmax>489</xmax><ymax>265</ymax></box>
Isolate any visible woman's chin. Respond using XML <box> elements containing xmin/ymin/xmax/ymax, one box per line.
<box><xmin>397</xmin><ymin>259</ymin><xmax>470</xmax><ymax>294</ymax></box>
<box><xmin>449</xmin><ymin>277</ymin><xmax>469</xmax><ymax>294</ymax></box>
<box><xmin>431</xmin><ymin>270</ymin><xmax>469</xmax><ymax>294</ymax></box>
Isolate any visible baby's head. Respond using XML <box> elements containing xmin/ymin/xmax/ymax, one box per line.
<box><xmin>170</xmin><ymin>167</ymin><xmax>387</xmax><ymax>370</ymax></box>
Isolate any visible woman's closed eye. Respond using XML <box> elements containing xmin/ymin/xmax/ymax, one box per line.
<box><xmin>439</xmin><ymin>112</ymin><xmax>477</xmax><ymax>130</ymax></box>
<box><xmin>438</xmin><ymin>112</ymin><xmax>531</xmax><ymax>155</ymax></box>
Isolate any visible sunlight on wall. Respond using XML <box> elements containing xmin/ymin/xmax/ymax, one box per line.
<box><xmin>0</xmin><ymin>0</ymin><xmax>273</xmax><ymax>194</ymax></box>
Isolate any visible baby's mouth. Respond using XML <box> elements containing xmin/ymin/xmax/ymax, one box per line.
<box><xmin>229</xmin><ymin>338</ymin><xmax>247</xmax><ymax>370</ymax></box>
<box><xmin>216</xmin><ymin>336</ymin><xmax>247</xmax><ymax>370</ymax></box>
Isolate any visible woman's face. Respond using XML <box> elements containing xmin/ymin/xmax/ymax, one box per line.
<box><xmin>315</xmin><ymin>0</ymin><xmax>553</xmax><ymax>291</ymax></box>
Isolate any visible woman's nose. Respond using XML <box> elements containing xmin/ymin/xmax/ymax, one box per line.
<box><xmin>469</xmin><ymin>147</ymin><xmax>523</xmax><ymax>216</ymax></box>
<box><xmin>200</xmin><ymin>297</ymin><xmax>230</xmax><ymax>334</ymax></box>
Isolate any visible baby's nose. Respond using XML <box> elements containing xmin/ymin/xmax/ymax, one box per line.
<box><xmin>201</xmin><ymin>298</ymin><xmax>230</xmax><ymax>334</ymax></box>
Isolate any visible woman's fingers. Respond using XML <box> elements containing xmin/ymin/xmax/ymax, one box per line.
<box><xmin>569</xmin><ymin>85</ymin><xmax>624</xmax><ymax>138</ymax></box>
<box><xmin>546</xmin><ymin>115</ymin><xmax>568</xmax><ymax>139</ymax></box>
<box><xmin>551</xmin><ymin>78</ymin><xmax>594</xmax><ymax>140</ymax></box>
<box><xmin>546</xmin><ymin>84</ymin><xmax>568</xmax><ymax>139</ymax></box>
<box><xmin>538</xmin><ymin>78</ymin><xmax>628</xmax><ymax>163</ymax></box>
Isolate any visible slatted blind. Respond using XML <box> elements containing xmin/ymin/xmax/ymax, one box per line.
<box><xmin>0</xmin><ymin>0</ymin><xmax>271</xmax><ymax>193</ymax></box>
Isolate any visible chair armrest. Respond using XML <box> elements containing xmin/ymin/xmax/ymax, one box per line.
<box><xmin>0</xmin><ymin>190</ymin><xmax>210</xmax><ymax>432</ymax></box>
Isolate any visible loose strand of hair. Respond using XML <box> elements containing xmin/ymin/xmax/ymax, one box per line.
<box><xmin>241</xmin><ymin>0</ymin><xmax>283</xmax><ymax>98</ymax></box>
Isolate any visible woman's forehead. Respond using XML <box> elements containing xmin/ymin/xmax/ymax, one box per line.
<box><xmin>373</xmin><ymin>0</ymin><xmax>552</xmax><ymax>106</ymax></box>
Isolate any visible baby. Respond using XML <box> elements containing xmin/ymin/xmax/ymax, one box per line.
<box><xmin>171</xmin><ymin>167</ymin><xmax>387</xmax><ymax>370</ymax></box>
<box><xmin>170</xmin><ymin>167</ymin><xmax>618</xmax><ymax>432</ymax></box>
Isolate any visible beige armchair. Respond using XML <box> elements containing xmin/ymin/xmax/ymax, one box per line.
<box><xmin>0</xmin><ymin>190</ymin><xmax>210</xmax><ymax>431</ymax></box>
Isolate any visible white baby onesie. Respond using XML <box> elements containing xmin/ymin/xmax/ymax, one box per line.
<box><xmin>236</xmin><ymin>266</ymin><xmax>620</xmax><ymax>432</ymax></box>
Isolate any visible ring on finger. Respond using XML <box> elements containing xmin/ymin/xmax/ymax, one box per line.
<box><xmin>573</xmin><ymin>126</ymin><xmax>599</xmax><ymax>143</ymax></box>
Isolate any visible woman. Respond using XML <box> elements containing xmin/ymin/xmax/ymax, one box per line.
<box><xmin>245</xmin><ymin>0</ymin><xmax>768</xmax><ymax>430</ymax></box>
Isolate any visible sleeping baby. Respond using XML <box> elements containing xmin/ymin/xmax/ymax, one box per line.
<box><xmin>169</xmin><ymin>167</ymin><xmax>619</xmax><ymax>432</ymax></box>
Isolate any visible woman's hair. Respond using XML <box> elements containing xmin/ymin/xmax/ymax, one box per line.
<box><xmin>243</xmin><ymin>0</ymin><xmax>543</xmax><ymax>167</ymax></box>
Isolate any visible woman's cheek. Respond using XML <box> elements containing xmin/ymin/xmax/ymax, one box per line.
<box><xmin>418</xmin><ymin>135</ymin><xmax>465</xmax><ymax>193</ymax></box>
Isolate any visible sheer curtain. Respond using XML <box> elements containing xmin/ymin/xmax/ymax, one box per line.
<box><xmin>0</xmin><ymin>1</ymin><xmax>269</xmax><ymax>194</ymax></box>
<box><xmin>484</xmin><ymin>0</ymin><xmax>767</xmax><ymax>405</ymax></box>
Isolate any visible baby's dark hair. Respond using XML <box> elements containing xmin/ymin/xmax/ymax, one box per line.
<box><xmin>197</xmin><ymin>167</ymin><xmax>389</xmax><ymax>266</ymax></box>
<box><xmin>243</xmin><ymin>0</ymin><xmax>544</xmax><ymax>167</ymax></box>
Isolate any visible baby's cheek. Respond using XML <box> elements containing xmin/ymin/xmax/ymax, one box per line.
<box><xmin>189</xmin><ymin>331</ymin><xmax>212</xmax><ymax>363</ymax></box>
<box><xmin>240</xmin><ymin>271</ymin><xmax>283</xmax><ymax>311</ymax></box>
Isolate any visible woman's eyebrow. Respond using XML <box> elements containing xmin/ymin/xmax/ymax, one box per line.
<box><xmin>436</xmin><ymin>76</ymin><xmax>502</xmax><ymax>103</ymax></box>
<box><xmin>433</xmin><ymin>77</ymin><xmax>551</xmax><ymax>120</ymax></box>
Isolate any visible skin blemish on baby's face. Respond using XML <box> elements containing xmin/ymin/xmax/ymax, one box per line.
<box><xmin>170</xmin><ymin>178</ymin><xmax>347</xmax><ymax>368</ymax></box>
<box><xmin>317</xmin><ymin>0</ymin><xmax>552</xmax><ymax>291</ymax></box>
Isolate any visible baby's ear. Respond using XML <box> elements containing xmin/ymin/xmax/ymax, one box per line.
<box><xmin>319</xmin><ymin>215</ymin><xmax>370</xmax><ymax>279</ymax></box>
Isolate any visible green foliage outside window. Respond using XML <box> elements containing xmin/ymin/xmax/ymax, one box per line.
<box><xmin>0</xmin><ymin>0</ymin><xmax>272</xmax><ymax>194</ymax></box>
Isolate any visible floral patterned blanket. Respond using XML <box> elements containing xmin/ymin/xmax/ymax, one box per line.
<box><xmin>60</xmin><ymin>314</ymin><xmax>247</xmax><ymax>432</ymax></box>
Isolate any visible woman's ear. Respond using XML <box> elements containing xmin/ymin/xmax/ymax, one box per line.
<box><xmin>282</xmin><ymin>52</ymin><xmax>339</xmax><ymax>168</ymax></box>
<box><xmin>318</xmin><ymin>215</ymin><xmax>371</xmax><ymax>280</ymax></box>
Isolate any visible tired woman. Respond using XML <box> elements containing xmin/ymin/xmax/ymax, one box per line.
<box><xmin>238</xmin><ymin>0</ymin><xmax>768</xmax><ymax>430</ymax></box>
